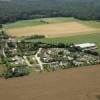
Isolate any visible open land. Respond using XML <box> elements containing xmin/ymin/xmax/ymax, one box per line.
<box><xmin>4</xmin><ymin>17</ymin><xmax>100</xmax><ymax>37</ymax></box>
<box><xmin>0</xmin><ymin>65</ymin><xmax>100</xmax><ymax>100</ymax></box>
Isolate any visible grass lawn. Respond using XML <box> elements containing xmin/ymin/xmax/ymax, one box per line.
<box><xmin>4</xmin><ymin>17</ymin><xmax>100</xmax><ymax>29</ymax></box>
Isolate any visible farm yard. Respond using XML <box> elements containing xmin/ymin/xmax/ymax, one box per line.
<box><xmin>4</xmin><ymin>17</ymin><xmax>100</xmax><ymax>37</ymax></box>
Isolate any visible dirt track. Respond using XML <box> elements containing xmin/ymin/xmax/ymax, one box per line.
<box><xmin>6</xmin><ymin>22</ymin><xmax>99</xmax><ymax>37</ymax></box>
<box><xmin>0</xmin><ymin>65</ymin><xmax>100</xmax><ymax>100</ymax></box>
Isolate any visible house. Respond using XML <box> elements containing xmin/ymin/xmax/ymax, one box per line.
<box><xmin>7</xmin><ymin>38</ymin><xmax>17</xmax><ymax>48</ymax></box>
<box><xmin>12</xmin><ymin>56</ymin><xmax>25</xmax><ymax>65</ymax></box>
<box><xmin>75</xmin><ymin>43</ymin><xmax>97</xmax><ymax>50</ymax></box>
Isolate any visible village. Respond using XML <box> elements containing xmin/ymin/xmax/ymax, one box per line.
<box><xmin>0</xmin><ymin>31</ymin><xmax>100</xmax><ymax>78</ymax></box>
<box><xmin>38</xmin><ymin>43</ymin><xmax>100</xmax><ymax>71</ymax></box>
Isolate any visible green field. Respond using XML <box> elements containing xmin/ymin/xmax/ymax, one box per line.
<box><xmin>31</xmin><ymin>33</ymin><xmax>100</xmax><ymax>52</ymax></box>
<box><xmin>4</xmin><ymin>17</ymin><xmax>100</xmax><ymax>29</ymax></box>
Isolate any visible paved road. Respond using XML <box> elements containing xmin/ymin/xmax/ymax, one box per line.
<box><xmin>23</xmin><ymin>56</ymin><xmax>32</xmax><ymax>67</ymax></box>
<box><xmin>2</xmin><ymin>48</ymin><xmax>6</xmax><ymax>58</ymax></box>
<box><xmin>35</xmin><ymin>48</ymin><xmax>44</xmax><ymax>71</ymax></box>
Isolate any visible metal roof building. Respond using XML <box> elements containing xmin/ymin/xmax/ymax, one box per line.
<box><xmin>75</xmin><ymin>43</ymin><xmax>97</xmax><ymax>50</ymax></box>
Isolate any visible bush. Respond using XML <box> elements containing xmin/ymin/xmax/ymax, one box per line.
<box><xmin>3</xmin><ymin>70</ymin><xmax>13</xmax><ymax>79</ymax></box>
<box><xmin>14</xmin><ymin>67</ymin><xmax>29</xmax><ymax>77</ymax></box>
<box><xmin>25</xmin><ymin>35</ymin><xmax>45</xmax><ymax>40</ymax></box>
<box><xmin>3</xmin><ymin>67</ymin><xmax>29</xmax><ymax>79</ymax></box>
<box><xmin>84</xmin><ymin>50</ymin><xmax>99</xmax><ymax>56</ymax></box>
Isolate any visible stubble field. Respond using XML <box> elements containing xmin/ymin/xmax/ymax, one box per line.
<box><xmin>5</xmin><ymin>17</ymin><xmax>100</xmax><ymax>38</ymax></box>
<box><xmin>6</xmin><ymin>22</ymin><xmax>99</xmax><ymax>37</ymax></box>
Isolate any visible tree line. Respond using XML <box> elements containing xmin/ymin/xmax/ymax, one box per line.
<box><xmin>0</xmin><ymin>0</ymin><xmax>100</xmax><ymax>24</ymax></box>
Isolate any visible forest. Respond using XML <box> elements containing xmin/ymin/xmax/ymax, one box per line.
<box><xmin>0</xmin><ymin>0</ymin><xmax>100</xmax><ymax>24</ymax></box>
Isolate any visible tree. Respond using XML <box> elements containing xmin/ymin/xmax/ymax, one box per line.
<box><xmin>0</xmin><ymin>0</ymin><xmax>100</xmax><ymax>24</ymax></box>
<box><xmin>0</xmin><ymin>24</ymin><xmax>3</xmax><ymax>29</ymax></box>
<box><xmin>57</xmin><ymin>43</ymin><xmax>65</xmax><ymax>48</ymax></box>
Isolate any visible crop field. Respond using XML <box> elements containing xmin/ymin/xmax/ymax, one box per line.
<box><xmin>0</xmin><ymin>65</ymin><xmax>100</xmax><ymax>100</ymax></box>
<box><xmin>4</xmin><ymin>17</ymin><xmax>100</xmax><ymax>37</ymax></box>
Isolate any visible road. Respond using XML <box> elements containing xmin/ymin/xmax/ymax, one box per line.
<box><xmin>23</xmin><ymin>56</ymin><xmax>32</xmax><ymax>67</ymax></box>
<box><xmin>35</xmin><ymin>48</ymin><xmax>44</xmax><ymax>71</ymax></box>
<box><xmin>2</xmin><ymin>48</ymin><xmax>6</xmax><ymax>58</ymax></box>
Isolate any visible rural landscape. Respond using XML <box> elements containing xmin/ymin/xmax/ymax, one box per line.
<box><xmin>0</xmin><ymin>0</ymin><xmax>100</xmax><ymax>100</ymax></box>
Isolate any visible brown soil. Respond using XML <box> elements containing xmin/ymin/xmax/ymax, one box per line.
<box><xmin>6</xmin><ymin>22</ymin><xmax>100</xmax><ymax>37</ymax></box>
<box><xmin>0</xmin><ymin>65</ymin><xmax>100</xmax><ymax>100</ymax></box>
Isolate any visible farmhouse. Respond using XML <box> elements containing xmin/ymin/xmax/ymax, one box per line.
<box><xmin>75</xmin><ymin>43</ymin><xmax>97</xmax><ymax>50</ymax></box>
<box><xmin>11</xmin><ymin>56</ymin><xmax>25</xmax><ymax>65</ymax></box>
<box><xmin>7</xmin><ymin>38</ymin><xmax>17</xmax><ymax>48</ymax></box>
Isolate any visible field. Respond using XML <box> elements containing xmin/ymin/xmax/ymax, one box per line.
<box><xmin>30</xmin><ymin>33</ymin><xmax>100</xmax><ymax>52</ymax></box>
<box><xmin>0</xmin><ymin>65</ymin><xmax>100</xmax><ymax>100</ymax></box>
<box><xmin>4</xmin><ymin>17</ymin><xmax>76</xmax><ymax>29</ymax></box>
<box><xmin>4</xmin><ymin>17</ymin><xmax>100</xmax><ymax>37</ymax></box>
